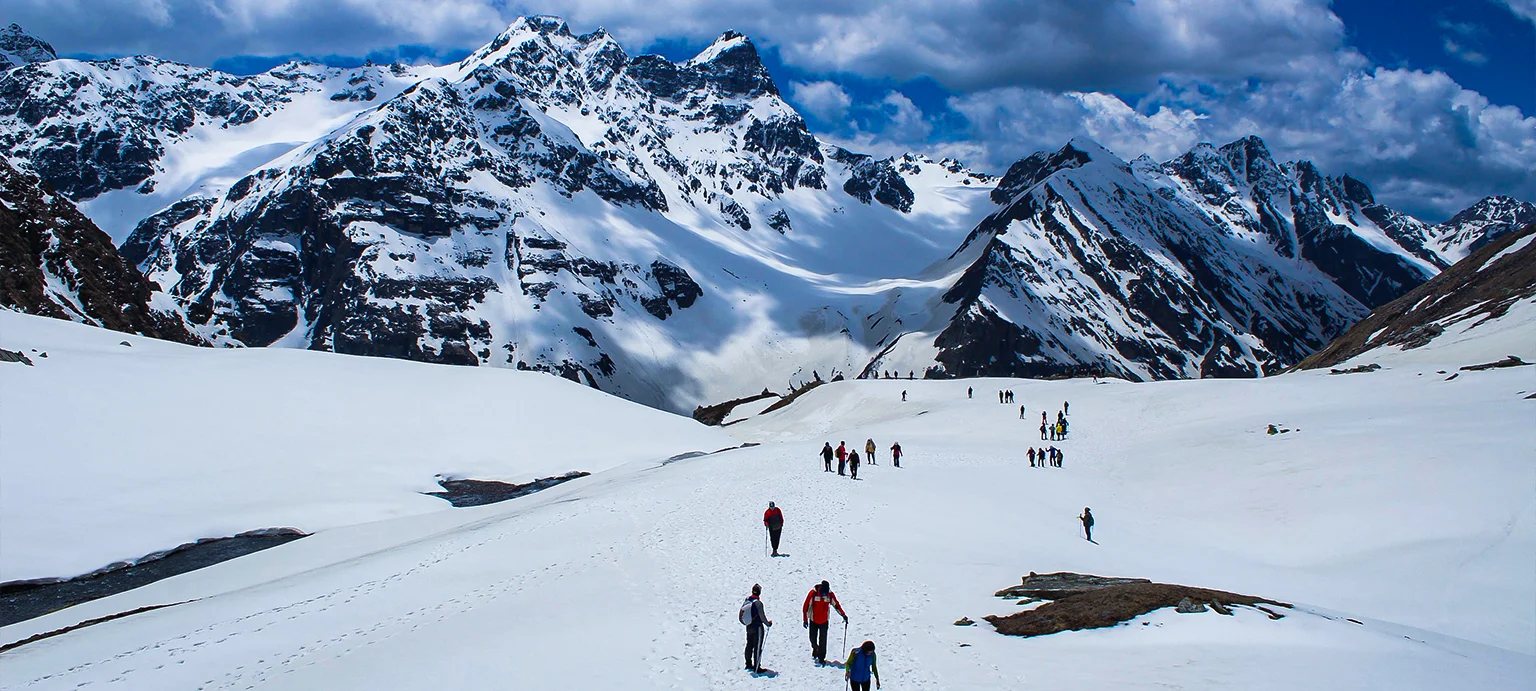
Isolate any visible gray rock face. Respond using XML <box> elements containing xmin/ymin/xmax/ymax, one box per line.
<box><xmin>0</xmin><ymin>24</ymin><xmax>55</xmax><ymax>70</ymax></box>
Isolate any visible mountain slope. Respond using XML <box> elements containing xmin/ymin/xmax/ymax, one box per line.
<box><xmin>1297</xmin><ymin>222</ymin><xmax>1536</xmax><ymax>369</ymax></box>
<box><xmin>4</xmin><ymin>18</ymin><xmax>1531</xmax><ymax>410</ymax></box>
<box><xmin>864</xmin><ymin>138</ymin><xmax>1438</xmax><ymax>382</ymax></box>
<box><xmin>0</xmin><ymin>159</ymin><xmax>199</xmax><ymax>343</ymax></box>
<box><xmin>113</xmin><ymin>17</ymin><xmax>998</xmax><ymax>410</ymax></box>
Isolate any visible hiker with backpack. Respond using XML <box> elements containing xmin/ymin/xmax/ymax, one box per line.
<box><xmin>845</xmin><ymin>640</ymin><xmax>881</xmax><ymax>690</ymax></box>
<box><xmin>741</xmin><ymin>584</ymin><xmax>773</xmax><ymax>673</ymax></box>
<box><xmin>837</xmin><ymin>442</ymin><xmax>848</xmax><ymax>476</ymax></box>
<box><xmin>848</xmin><ymin>449</ymin><xmax>861</xmax><ymax>480</ymax></box>
<box><xmin>889</xmin><ymin>442</ymin><xmax>902</xmax><ymax>468</ymax></box>
<box><xmin>822</xmin><ymin>442</ymin><xmax>835</xmax><ymax>472</ymax></box>
<box><xmin>1080</xmin><ymin>507</ymin><xmax>1094</xmax><ymax>542</ymax></box>
<box><xmin>802</xmin><ymin>580</ymin><xmax>848</xmax><ymax>665</ymax></box>
<box><xmin>763</xmin><ymin>502</ymin><xmax>784</xmax><ymax>557</ymax></box>
<box><xmin>1039</xmin><ymin>422</ymin><xmax>1048</xmax><ymax>440</ymax></box>
<box><xmin>865</xmin><ymin>439</ymin><xmax>877</xmax><ymax>465</ymax></box>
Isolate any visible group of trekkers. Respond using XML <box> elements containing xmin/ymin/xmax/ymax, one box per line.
<box><xmin>819</xmin><ymin>439</ymin><xmax>902</xmax><ymax>479</ymax></box>
<box><xmin>1029</xmin><ymin>446</ymin><xmax>1065</xmax><ymax>468</ymax></box>
<box><xmin>740</xmin><ymin>576</ymin><xmax>881</xmax><ymax>688</ymax></box>
<box><xmin>1041</xmin><ymin>409</ymin><xmax>1069</xmax><ymax>440</ymax></box>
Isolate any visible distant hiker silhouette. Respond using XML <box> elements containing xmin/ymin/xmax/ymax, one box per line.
<box><xmin>1080</xmin><ymin>508</ymin><xmax>1094</xmax><ymax>542</ymax></box>
<box><xmin>763</xmin><ymin>502</ymin><xmax>784</xmax><ymax>556</ymax></box>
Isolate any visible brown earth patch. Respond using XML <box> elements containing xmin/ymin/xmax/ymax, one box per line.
<box><xmin>984</xmin><ymin>572</ymin><xmax>1289</xmax><ymax>638</ymax></box>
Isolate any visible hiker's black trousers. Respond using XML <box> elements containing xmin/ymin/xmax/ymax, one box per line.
<box><xmin>808</xmin><ymin>622</ymin><xmax>828</xmax><ymax>660</ymax></box>
<box><xmin>768</xmin><ymin>526</ymin><xmax>782</xmax><ymax>552</ymax></box>
<box><xmin>745</xmin><ymin>625</ymin><xmax>764</xmax><ymax>669</ymax></box>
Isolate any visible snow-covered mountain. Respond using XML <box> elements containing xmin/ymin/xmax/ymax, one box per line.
<box><xmin>1299</xmin><ymin>221</ymin><xmax>1536</xmax><ymax>369</ymax></box>
<box><xmin>865</xmin><ymin>137</ymin><xmax>1439</xmax><ymax>380</ymax></box>
<box><xmin>0</xmin><ymin>23</ymin><xmax>55</xmax><ymax>70</ymax></box>
<box><xmin>1</xmin><ymin>18</ymin><xmax>1529</xmax><ymax>412</ymax></box>
<box><xmin>0</xmin><ymin>158</ymin><xmax>198</xmax><ymax>343</ymax></box>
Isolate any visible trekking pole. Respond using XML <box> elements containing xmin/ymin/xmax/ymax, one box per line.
<box><xmin>842</xmin><ymin>619</ymin><xmax>848</xmax><ymax>661</ymax></box>
<box><xmin>764</xmin><ymin>528</ymin><xmax>769</xmax><ymax>557</ymax></box>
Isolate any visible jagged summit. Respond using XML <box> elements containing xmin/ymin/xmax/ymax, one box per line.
<box><xmin>1</xmin><ymin>23</ymin><xmax>56</xmax><ymax>69</ymax></box>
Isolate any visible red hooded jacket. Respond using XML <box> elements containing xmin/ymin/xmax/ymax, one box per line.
<box><xmin>763</xmin><ymin>506</ymin><xmax>783</xmax><ymax>528</ymax></box>
<box><xmin>802</xmin><ymin>587</ymin><xmax>846</xmax><ymax>625</ymax></box>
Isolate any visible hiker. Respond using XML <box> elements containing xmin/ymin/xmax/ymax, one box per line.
<box><xmin>890</xmin><ymin>442</ymin><xmax>902</xmax><ymax>468</ymax></box>
<box><xmin>968</xmin><ymin>386</ymin><xmax>973</xmax><ymax>399</ymax></box>
<box><xmin>1064</xmin><ymin>401</ymin><xmax>1070</xmax><ymax>416</ymax></box>
<box><xmin>1019</xmin><ymin>404</ymin><xmax>1026</xmax><ymax>419</ymax></box>
<box><xmin>1041</xmin><ymin>411</ymin><xmax>1047</xmax><ymax>425</ymax></box>
<box><xmin>1080</xmin><ymin>508</ymin><xmax>1094</xmax><ymax>542</ymax></box>
<box><xmin>1028</xmin><ymin>447</ymin><xmax>1036</xmax><ymax>467</ymax></box>
<box><xmin>837</xmin><ymin>442</ymin><xmax>848</xmax><ymax>476</ymax></box>
<box><xmin>845</xmin><ymin>640</ymin><xmax>881</xmax><ymax>691</ymax></box>
<box><xmin>763</xmin><ymin>502</ymin><xmax>784</xmax><ymax>557</ymax></box>
<box><xmin>821</xmin><ymin>442</ymin><xmax>835</xmax><ymax>472</ymax></box>
<box><xmin>901</xmin><ymin>390</ymin><xmax>907</xmax><ymax>402</ymax></box>
<box><xmin>848</xmin><ymin>450</ymin><xmax>861</xmax><ymax>480</ymax></box>
<box><xmin>1057</xmin><ymin>448</ymin><xmax>1065</xmax><ymax>467</ymax></box>
<box><xmin>865</xmin><ymin>439</ymin><xmax>877</xmax><ymax>465</ymax></box>
<box><xmin>802</xmin><ymin>580</ymin><xmax>848</xmax><ymax>664</ymax></box>
<box><xmin>741</xmin><ymin>584</ymin><xmax>773</xmax><ymax>672</ymax></box>
<box><xmin>1038</xmin><ymin>448</ymin><xmax>1047</xmax><ymax>468</ymax></box>
<box><xmin>998</xmin><ymin>390</ymin><xmax>1004</xmax><ymax>404</ymax></box>
<box><xmin>1039</xmin><ymin>422</ymin><xmax>1048</xmax><ymax>440</ymax></box>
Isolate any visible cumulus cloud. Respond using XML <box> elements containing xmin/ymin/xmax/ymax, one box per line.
<box><xmin>938</xmin><ymin>60</ymin><xmax>1536</xmax><ymax>220</ymax></box>
<box><xmin>789</xmin><ymin>80</ymin><xmax>853</xmax><ymax>122</ymax></box>
<box><xmin>1494</xmin><ymin>0</ymin><xmax>1536</xmax><ymax>24</ymax></box>
<box><xmin>5</xmin><ymin>0</ymin><xmax>506</xmax><ymax>65</ymax></box>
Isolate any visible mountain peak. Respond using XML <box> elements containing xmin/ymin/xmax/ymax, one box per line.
<box><xmin>683</xmin><ymin>30</ymin><xmax>776</xmax><ymax>96</ymax></box>
<box><xmin>510</xmin><ymin>15</ymin><xmax>572</xmax><ymax>37</ymax></box>
<box><xmin>1</xmin><ymin>23</ymin><xmax>57</xmax><ymax>69</ymax></box>
<box><xmin>991</xmin><ymin>139</ymin><xmax>1110</xmax><ymax>203</ymax></box>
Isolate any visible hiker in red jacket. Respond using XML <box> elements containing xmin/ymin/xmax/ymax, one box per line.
<box><xmin>836</xmin><ymin>442</ymin><xmax>848</xmax><ymax>476</ymax></box>
<box><xmin>763</xmin><ymin>502</ymin><xmax>785</xmax><ymax>556</ymax></box>
<box><xmin>802</xmin><ymin>580</ymin><xmax>848</xmax><ymax>664</ymax></box>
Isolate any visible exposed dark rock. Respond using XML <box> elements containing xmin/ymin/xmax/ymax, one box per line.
<box><xmin>424</xmin><ymin>472</ymin><xmax>590</xmax><ymax>507</ymax></box>
<box><xmin>0</xmin><ymin>159</ymin><xmax>201</xmax><ymax>343</ymax></box>
<box><xmin>1460</xmin><ymin>356</ymin><xmax>1529</xmax><ymax>371</ymax></box>
<box><xmin>692</xmin><ymin>389</ymin><xmax>780</xmax><ymax>425</ymax></box>
<box><xmin>984</xmin><ymin>573</ymin><xmax>1289</xmax><ymax>638</ymax></box>
<box><xmin>0</xmin><ymin>528</ymin><xmax>306</xmax><ymax>627</ymax></box>
<box><xmin>0</xmin><ymin>348</ymin><xmax>34</xmax><ymax>365</ymax></box>
<box><xmin>1328</xmin><ymin>363</ymin><xmax>1380</xmax><ymax>375</ymax></box>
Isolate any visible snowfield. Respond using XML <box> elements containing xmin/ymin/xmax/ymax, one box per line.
<box><xmin>1</xmin><ymin>308</ymin><xmax>1532</xmax><ymax>689</ymax></box>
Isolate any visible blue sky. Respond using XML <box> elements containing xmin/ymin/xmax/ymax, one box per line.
<box><xmin>11</xmin><ymin>0</ymin><xmax>1535</xmax><ymax>220</ymax></box>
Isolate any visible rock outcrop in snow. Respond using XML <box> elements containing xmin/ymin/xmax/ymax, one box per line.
<box><xmin>0</xmin><ymin>24</ymin><xmax>55</xmax><ymax>70</ymax></box>
<box><xmin>0</xmin><ymin>159</ymin><xmax>199</xmax><ymax>343</ymax></box>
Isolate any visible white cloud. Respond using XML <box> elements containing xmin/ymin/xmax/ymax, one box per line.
<box><xmin>938</xmin><ymin>59</ymin><xmax>1536</xmax><ymax>220</ymax></box>
<box><xmin>789</xmin><ymin>80</ymin><xmax>852</xmax><ymax>122</ymax></box>
<box><xmin>1494</xmin><ymin>0</ymin><xmax>1536</xmax><ymax>24</ymax></box>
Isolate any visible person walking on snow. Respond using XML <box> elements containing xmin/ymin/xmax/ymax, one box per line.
<box><xmin>763</xmin><ymin>502</ymin><xmax>784</xmax><ymax>556</ymax></box>
<box><xmin>968</xmin><ymin>386</ymin><xmax>973</xmax><ymax>399</ymax></box>
<box><xmin>1039</xmin><ymin>422</ymin><xmax>1048</xmax><ymax>440</ymax></box>
<box><xmin>837</xmin><ymin>442</ymin><xmax>848</xmax><ymax>476</ymax></box>
<box><xmin>1019</xmin><ymin>404</ymin><xmax>1026</xmax><ymax>419</ymax></box>
<box><xmin>845</xmin><ymin>640</ymin><xmax>881</xmax><ymax>690</ymax></box>
<box><xmin>742</xmin><ymin>584</ymin><xmax>773</xmax><ymax>672</ymax></box>
<box><xmin>998</xmin><ymin>390</ymin><xmax>1004</xmax><ymax>404</ymax></box>
<box><xmin>848</xmin><ymin>450</ymin><xmax>861</xmax><ymax>480</ymax></box>
<box><xmin>802</xmin><ymin>580</ymin><xmax>848</xmax><ymax>664</ymax></box>
<box><xmin>1080</xmin><ymin>507</ymin><xmax>1094</xmax><ymax>542</ymax></box>
<box><xmin>821</xmin><ymin>442</ymin><xmax>834</xmax><ymax>472</ymax></box>
<box><xmin>890</xmin><ymin>442</ymin><xmax>902</xmax><ymax>468</ymax></box>
<box><xmin>1064</xmin><ymin>401</ymin><xmax>1070</xmax><ymax>416</ymax></box>
<box><xmin>1028</xmin><ymin>447</ymin><xmax>1037</xmax><ymax>467</ymax></box>
<box><xmin>901</xmin><ymin>390</ymin><xmax>907</xmax><ymax>402</ymax></box>
<box><xmin>865</xmin><ymin>439</ymin><xmax>877</xmax><ymax>465</ymax></box>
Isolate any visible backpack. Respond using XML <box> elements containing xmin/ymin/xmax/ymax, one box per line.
<box><xmin>739</xmin><ymin>598</ymin><xmax>756</xmax><ymax>626</ymax></box>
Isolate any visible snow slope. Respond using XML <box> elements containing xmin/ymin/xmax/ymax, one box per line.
<box><xmin>0</xmin><ymin>309</ymin><xmax>731</xmax><ymax>582</ymax></box>
<box><xmin>1</xmin><ymin>312</ymin><xmax>1531</xmax><ymax>689</ymax></box>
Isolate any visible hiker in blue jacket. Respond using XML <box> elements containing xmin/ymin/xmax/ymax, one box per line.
<box><xmin>845</xmin><ymin>640</ymin><xmax>881</xmax><ymax>690</ymax></box>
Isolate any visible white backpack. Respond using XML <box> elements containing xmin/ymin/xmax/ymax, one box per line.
<box><xmin>739</xmin><ymin>598</ymin><xmax>756</xmax><ymax>626</ymax></box>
